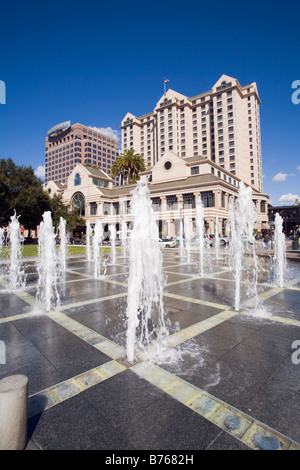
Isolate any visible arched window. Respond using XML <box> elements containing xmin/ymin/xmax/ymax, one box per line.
<box><xmin>72</xmin><ymin>192</ymin><xmax>85</xmax><ymax>216</ymax></box>
<box><xmin>74</xmin><ymin>173</ymin><xmax>81</xmax><ymax>186</ymax></box>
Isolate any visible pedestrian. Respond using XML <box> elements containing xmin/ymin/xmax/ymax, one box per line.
<box><xmin>263</xmin><ymin>231</ymin><xmax>270</xmax><ymax>250</ymax></box>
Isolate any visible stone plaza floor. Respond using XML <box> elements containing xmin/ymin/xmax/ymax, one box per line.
<box><xmin>0</xmin><ymin>247</ymin><xmax>300</xmax><ymax>451</ymax></box>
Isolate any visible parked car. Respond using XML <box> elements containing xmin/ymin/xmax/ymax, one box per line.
<box><xmin>190</xmin><ymin>235</ymin><xmax>213</xmax><ymax>246</ymax></box>
<box><xmin>171</xmin><ymin>237</ymin><xmax>180</xmax><ymax>246</ymax></box>
<box><xmin>70</xmin><ymin>237</ymin><xmax>85</xmax><ymax>245</ymax></box>
<box><xmin>159</xmin><ymin>238</ymin><xmax>176</xmax><ymax>248</ymax></box>
<box><xmin>210</xmin><ymin>235</ymin><xmax>230</xmax><ymax>246</ymax></box>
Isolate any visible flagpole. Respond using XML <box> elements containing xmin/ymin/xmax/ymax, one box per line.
<box><xmin>164</xmin><ymin>78</ymin><xmax>170</xmax><ymax>94</ymax></box>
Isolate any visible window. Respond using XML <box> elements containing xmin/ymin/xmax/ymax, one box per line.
<box><xmin>260</xmin><ymin>201</ymin><xmax>265</xmax><ymax>213</ymax></box>
<box><xmin>201</xmin><ymin>191</ymin><xmax>214</xmax><ymax>207</ymax></box>
<box><xmin>92</xmin><ymin>178</ymin><xmax>109</xmax><ymax>188</ymax></box>
<box><xmin>72</xmin><ymin>192</ymin><xmax>85</xmax><ymax>216</ymax></box>
<box><xmin>151</xmin><ymin>197</ymin><xmax>161</xmax><ymax>211</ymax></box>
<box><xmin>74</xmin><ymin>173</ymin><xmax>81</xmax><ymax>186</ymax></box>
<box><xmin>113</xmin><ymin>203</ymin><xmax>119</xmax><ymax>215</ymax></box>
<box><xmin>166</xmin><ymin>195</ymin><xmax>178</xmax><ymax>210</ymax></box>
<box><xmin>191</xmin><ymin>166</ymin><xmax>199</xmax><ymax>175</ymax></box>
<box><xmin>90</xmin><ymin>202</ymin><xmax>97</xmax><ymax>216</ymax></box>
<box><xmin>221</xmin><ymin>192</ymin><xmax>226</xmax><ymax>207</ymax></box>
<box><xmin>183</xmin><ymin>193</ymin><xmax>195</xmax><ymax>209</ymax></box>
<box><xmin>103</xmin><ymin>202</ymin><xmax>111</xmax><ymax>215</ymax></box>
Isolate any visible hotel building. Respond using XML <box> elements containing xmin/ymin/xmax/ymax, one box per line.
<box><xmin>45</xmin><ymin>121</ymin><xmax>119</xmax><ymax>185</ymax></box>
<box><xmin>45</xmin><ymin>151</ymin><xmax>269</xmax><ymax>238</ymax></box>
<box><xmin>121</xmin><ymin>75</ymin><xmax>263</xmax><ymax>193</ymax></box>
<box><xmin>45</xmin><ymin>74</ymin><xmax>269</xmax><ymax>238</ymax></box>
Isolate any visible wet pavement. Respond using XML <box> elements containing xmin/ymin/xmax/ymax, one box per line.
<box><xmin>0</xmin><ymin>247</ymin><xmax>300</xmax><ymax>451</ymax></box>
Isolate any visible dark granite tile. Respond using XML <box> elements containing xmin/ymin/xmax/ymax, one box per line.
<box><xmin>28</xmin><ymin>394</ymin><xmax>131</xmax><ymax>450</ymax></box>
<box><xmin>66</xmin><ymin>302</ymin><xmax>127</xmax><ymax>343</ymax></box>
<box><xmin>241</xmin><ymin>325</ymin><xmax>298</xmax><ymax>358</ymax></box>
<box><xmin>157</xmin><ymin>342</ymin><xmax>263</xmax><ymax>410</ymax></box>
<box><xmin>0</xmin><ymin>320</ymin><xmax>27</xmax><ymax>341</ymax></box>
<box><xmin>12</xmin><ymin>315</ymin><xmax>67</xmax><ymax>339</ymax></box>
<box><xmin>81</xmin><ymin>369</ymin><xmax>221</xmax><ymax>450</ymax></box>
<box><xmin>269</xmin><ymin>357</ymin><xmax>300</xmax><ymax>392</ymax></box>
<box><xmin>57</xmin><ymin>279</ymin><xmax>127</xmax><ymax>305</ymax></box>
<box><xmin>0</xmin><ymin>355</ymin><xmax>65</xmax><ymax>395</ymax></box>
<box><xmin>0</xmin><ymin>337</ymin><xmax>47</xmax><ymax>376</ymax></box>
<box><xmin>164</xmin><ymin>306</ymin><xmax>220</xmax><ymax>331</ymax></box>
<box><xmin>240</xmin><ymin>381</ymin><xmax>300</xmax><ymax>444</ymax></box>
<box><xmin>163</xmin><ymin>297</ymin><xmax>222</xmax><ymax>316</ymax></box>
<box><xmin>0</xmin><ymin>292</ymin><xmax>32</xmax><ymax>317</ymax></box>
<box><xmin>270</xmin><ymin>289</ymin><xmax>300</xmax><ymax>306</ymax></box>
<box><xmin>220</xmin><ymin>342</ymin><xmax>286</xmax><ymax>382</ymax></box>
<box><xmin>43</xmin><ymin>340</ymin><xmax>111</xmax><ymax>377</ymax></box>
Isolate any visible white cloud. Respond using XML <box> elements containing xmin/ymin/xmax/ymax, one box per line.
<box><xmin>35</xmin><ymin>165</ymin><xmax>45</xmax><ymax>180</ymax></box>
<box><xmin>89</xmin><ymin>126</ymin><xmax>120</xmax><ymax>141</ymax></box>
<box><xmin>272</xmin><ymin>172</ymin><xmax>295</xmax><ymax>181</ymax></box>
<box><xmin>272</xmin><ymin>172</ymin><xmax>288</xmax><ymax>181</ymax></box>
<box><xmin>297</xmin><ymin>165</ymin><xmax>300</xmax><ymax>171</ymax></box>
<box><xmin>278</xmin><ymin>193</ymin><xmax>299</xmax><ymax>204</ymax></box>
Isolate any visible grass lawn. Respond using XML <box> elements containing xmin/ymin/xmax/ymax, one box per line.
<box><xmin>1</xmin><ymin>244</ymin><xmax>113</xmax><ymax>258</ymax></box>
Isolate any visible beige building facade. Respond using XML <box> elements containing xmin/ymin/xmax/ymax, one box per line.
<box><xmin>45</xmin><ymin>121</ymin><xmax>119</xmax><ymax>185</ymax></box>
<box><xmin>121</xmin><ymin>75</ymin><xmax>263</xmax><ymax>193</ymax></box>
<box><xmin>46</xmin><ymin>151</ymin><xmax>269</xmax><ymax>238</ymax></box>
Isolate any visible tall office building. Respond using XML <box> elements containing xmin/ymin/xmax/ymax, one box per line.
<box><xmin>45</xmin><ymin>121</ymin><xmax>119</xmax><ymax>185</ymax></box>
<box><xmin>121</xmin><ymin>75</ymin><xmax>263</xmax><ymax>192</ymax></box>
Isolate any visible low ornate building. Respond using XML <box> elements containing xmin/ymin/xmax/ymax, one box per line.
<box><xmin>45</xmin><ymin>151</ymin><xmax>269</xmax><ymax>238</ymax></box>
<box><xmin>268</xmin><ymin>200</ymin><xmax>300</xmax><ymax>237</ymax></box>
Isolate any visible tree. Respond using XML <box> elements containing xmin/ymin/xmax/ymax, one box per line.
<box><xmin>49</xmin><ymin>193</ymin><xmax>85</xmax><ymax>232</ymax></box>
<box><xmin>111</xmin><ymin>154</ymin><xmax>127</xmax><ymax>185</ymax></box>
<box><xmin>0</xmin><ymin>158</ymin><xmax>86</xmax><ymax>235</ymax></box>
<box><xmin>0</xmin><ymin>158</ymin><xmax>51</xmax><ymax>229</ymax></box>
<box><xmin>111</xmin><ymin>149</ymin><xmax>146</xmax><ymax>185</ymax></box>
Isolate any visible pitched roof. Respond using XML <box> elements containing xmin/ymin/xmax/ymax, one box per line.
<box><xmin>83</xmin><ymin>165</ymin><xmax>112</xmax><ymax>181</ymax></box>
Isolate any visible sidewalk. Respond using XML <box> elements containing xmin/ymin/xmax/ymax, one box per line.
<box><xmin>0</xmin><ymin>250</ymin><xmax>299</xmax><ymax>451</ymax></box>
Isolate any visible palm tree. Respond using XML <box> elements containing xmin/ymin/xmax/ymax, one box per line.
<box><xmin>111</xmin><ymin>154</ymin><xmax>127</xmax><ymax>185</ymax></box>
<box><xmin>111</xmin><ymin>149</ymin><xmax>146</xmax><ymax>185</ymax></box>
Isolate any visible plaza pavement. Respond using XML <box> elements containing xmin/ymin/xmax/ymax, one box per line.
<box><xmin>0</xmin><ymin>246</ymin><xmax>300</xmax><ymax>452</ymax></box>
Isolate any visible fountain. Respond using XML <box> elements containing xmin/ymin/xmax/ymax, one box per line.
<box><xmin>92</xmin><ymin>219</ymin><xmax>106</xmax><ymax>278</ymax></box>
<box><xmin>126</xmin><ymin>182</ymin><xmax>168</xmax><ymax>363</ymax></box>
<box><xmin>8</xmin><ymin>212</ymin><xmax>25</xmax><ymax>290</ymax></box>
<box><xmin>0</xmin><ymin>228</ymin><xmax>4</xmax><ymax>254</ymax></box>
<box><xmin>86</xmin><ymin>220</ymin><xmax>92</xmax><ymax>262</ymax></box>
<box><xmin>121</xmin><ymin>220</ymin><xmax>127</xmax><ymax>257</ymax></box>
<box><xmin>58</xmin><ymin>217</ymin><xmax>67</xmax><ymax>276</ymax></box>
<box><xmin>229</xmin><ymin>182</ymin><xmax>258</xmax><ymax>311</ymax></box>
<box><xmin>274</xmin><ymin>212</ymin><xmax>286</xmax><ymax>287</ymax></box>
<box><xmin>179</xmin><ymin>219</ymin><xmax>184</xmax><ymax>257</ymax></box>
<box><xmin>196</xmin><ymin>197</ymin><xmax>205</xmax><ymax>277</ymax></box>
<box><xmin>215</xmin><ymin>215</ymin><xmax>220</xmax><ymax>261</ymax></box>
<box><xmin>36</xmin><ymin>211</ymin><xmax>60</xmax><ymax>312</ymax></box>
<box><xmin>109</xmin><ymin>224</ymin><xmax>116</xmax><ymax>265</ymax></box>
<box><xmin>184</xmin><ymin>216</ymin><xmax>191</xmax><ymax>264</ymax></box>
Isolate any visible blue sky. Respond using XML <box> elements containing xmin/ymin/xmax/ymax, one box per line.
<box><xmin>0</xmin><ymin>0</ymin><xmax>299</xmax><ymax>206</ymax></box>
